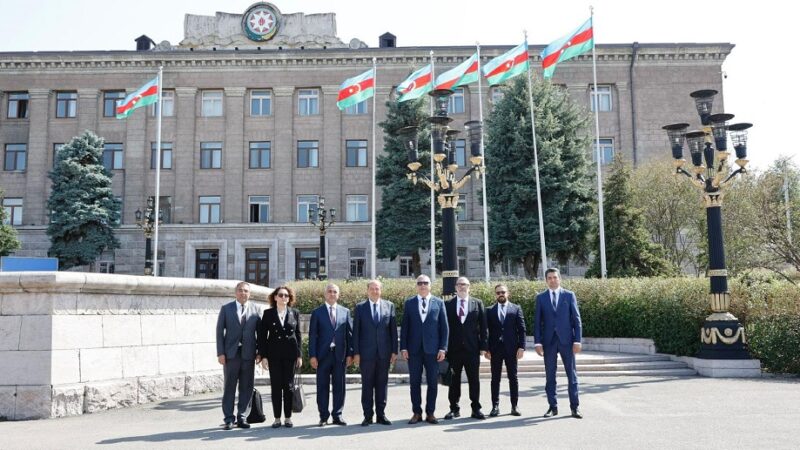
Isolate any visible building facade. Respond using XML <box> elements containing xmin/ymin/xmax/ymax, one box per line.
<box><xmin>0</xmin><ymin>4</ymin><xmax>733</xmax><ymax>285</ymax></box>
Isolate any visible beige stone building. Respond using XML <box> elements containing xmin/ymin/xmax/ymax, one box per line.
<box><xmin>0</xmin><ymin>3</ymin><xmax>732</xmax><ymax>285</ymax></box>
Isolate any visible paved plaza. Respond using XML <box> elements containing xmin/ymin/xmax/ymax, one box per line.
<box><xmin>2</xmin><ymin>375</ymin><xmax>799</xmax><ymax>449</ymax></box>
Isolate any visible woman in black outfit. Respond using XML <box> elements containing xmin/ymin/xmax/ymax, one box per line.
<box><xmin>257</xmin><ymin>285</ymin><xmax>303</xmax><ymax>428</ymax></box>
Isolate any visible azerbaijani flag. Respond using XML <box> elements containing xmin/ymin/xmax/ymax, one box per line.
<box><xmin>396</xmin><ymin>64</ymin><xmax>432</xmax><ymax>103</ymax></box>
<box><xmin>336</xmin><ymin>68</ymin><xmax>375</xmax><ymax>110</ymax></box>
<box><xmin>482</xmin><ymin>42</ymin><xmax>529</xmax><ymax>86</ymax></box>
<box><xmin>541</xmin><ymin>18</ymin><xmax>594</xmax><ymax>79</ymax></box>
<box><xmin>434</xmin><ymin>53</ymin><xmax>479</xmax><ymax>90</ymax></box>
<box><xmin>116</xmin><ymin>76</ymin><xmax>159</xmax><ymax>119</ymax></box>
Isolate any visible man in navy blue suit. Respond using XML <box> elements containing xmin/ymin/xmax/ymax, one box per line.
<box><xmin>534</xmin><ymin>268</ymin><xmax>583</xmax><ymax>419</ymax></box>
<box><xmin>400</xmin><ymin>274</ymin><xmax>448</xmax><ymax>425</ymax></box>
<box><xmin>352</xmin><ymin>279</ymin><xmax>397</xmax><ymax>426</ymax></box>
<box><xmin>486</xmin><ymin>283</ymin><xmax>526</xmax><ymax>417</ymax></box>
<box><xmin>309</xmin><ymin>283</ymin><xmax>354</xmax><ymax>426</ymax></box>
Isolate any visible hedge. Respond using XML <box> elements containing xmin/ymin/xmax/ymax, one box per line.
<box><xmin>286</xmin><ymin>277</ymin><xmax>800</xmax><ymax>374</ymax></box>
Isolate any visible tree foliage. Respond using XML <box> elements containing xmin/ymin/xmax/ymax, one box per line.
<box><xmin>0</xmin><ymin>189</ymin><xmax>21</xmax><ymax>256</ymax></box>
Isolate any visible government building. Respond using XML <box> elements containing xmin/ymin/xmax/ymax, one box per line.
<box><xmin>0</xmin><ymin>3</ymin><xmax>732</xmax><ymax>285</ymax></box>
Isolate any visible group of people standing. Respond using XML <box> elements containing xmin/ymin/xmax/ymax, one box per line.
<box><xmin>215</xmin><ymin>268</ymin><xmax>583</xmax><ymax>430</ymax></box>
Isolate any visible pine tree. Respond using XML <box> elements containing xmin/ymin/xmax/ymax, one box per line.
<box><xmin>375</xmin><ymin>99</ymin><xmax>439</xmax><ymax>276</ymax></box>
<box><xmin>586</xmin><ymin>154</ymin><xmax>676</xmax><ymax>277</ymax></box>
<box><xmin>484</xmin><ymin>76</ymin><xmax>595</xmax><ymax>278</ymax></box>
<box><xmin>47</xmin><ymin>130</ymin><xmax>121</xmax><ymax>270</ymax></box>
<box><xmin>0</xmin><ymin>189</ymin><xmax>21</xmax><ymax>256</ymax></box>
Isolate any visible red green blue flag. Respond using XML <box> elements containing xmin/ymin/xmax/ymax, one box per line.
<box><xmin>434</xmin><ymin>53</ymin><xmax>479</xmax><ymax>90</ymax></box>
<box><xmin>396</xmin><ymin>64</ymin><xmax>432</xmax><ymax>103</ymax></box>
<box><xmin>541</xmin><ymin>18</ymin><xmax>594</xmax><ymax>79</ymax></box>
<box><xmin>336</xmin><ymin>69</ymin><xmax>375</xmax><ymax>110</ymax></box>
<box><xmin>116</xmin><ymin>77</ymin><xmax>159</xmax><ymax>119</ymax></box>
<box><xmin>482</xmin><ymin>42</ymin><xmax>529</xmax><ymax>86</ymax></box>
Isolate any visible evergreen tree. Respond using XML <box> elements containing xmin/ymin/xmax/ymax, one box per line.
<box><xmin>0</xmin><ymin>189</ymin><xmax>21</xmax><ymax>256</ymax></box>
<box><xmin>47</xmin><ymin>130</ymin><xmax>121</xmax><ymax>270</ymax></box>
<box><xmin>375</xmin><ymin>99</ymin><xmax>438</xmax><ymax>276</ymax></box>
<box><xmin>586</xmin><ymin>154</ymin><xmax>676</xmax><ymax>277</ymax></box>
<box><xmin>485</xmin><ymin>76</ymin><xmax>595</xmax><ymax>278</ymax></box>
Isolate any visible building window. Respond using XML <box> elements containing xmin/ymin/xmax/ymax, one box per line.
<box><xmin>4</xmin><ymin>144</ymin><xmax>27</xmax><ymax>171</ymax></box>
<box><xmin>344</xmin><ymin>100</ymin><xmax>367</xmax><ymax>115</ymax></box>
<box><xmin>97</xmin><ymin>261</ymin><xmax>115</xmax><ymax>274</ymax></box>
<box><xmin>455</xmin><ymin>194</ymin><xmax>468</xmax><ymax>221</ymax></box>
<box><xmin>201</xmin><ymin>90</ymin><xmax>223</xmax><ymax>117</ymax></box>
<box><xmin>250</xmin><ymin>90</ymin><xmax>272</xmax><ymax>116</ymax></box>
<box><xmin>102</xmin><ymin>143</ymin><xmax>124</xmax><ymax>170</ymax></box>
<box><xmin>297</xmin><ymin>195</ymin><xmax>319</xmax><ymax>223</ymax></box>
<box><xmin>7</xmin><ymin>92</ymin><xmax>29</xmax><ymax>119</ymax></box>
<box><xmin>399</xmin><ymin>254</ymin><xmax>413</xmax><ymax>278</ymax></box>
<box><xmin>448</xmin><ymin>88</ymin><xmax>465</xmax><ymax>114</ymax></box>
<box><xmin>2</xmin><ymin>198</ymin><xmax>23</xmax><ymax>226</ymax></box>
<box><xmin>297</xmin><ymin>140</ymin><xmax>319</xmax><ymax>168</ymax></box>
<box><xmin>249</xmin><ymin>142</ymin><xmax>271</xmax><ymax>169</ymax></box>
<box><xmin>148</xmin><ymin>196</ymin><xmax>172</xmax><ymax>224</ymax></box>
<box><xmin>458</xmin><ymin>247</ymin><xmax>467</xmax><ymax>275</ymax></box>
<box><xmin>349</xmin><ymin>248</ymin><xmax>366</xmax><ymax>278</ymax></box>
<box><xmin>114</xmin><ymin>196</ymin><xmax>123</xmax><ymax>225</ymax></box>
<box><xmin>298</xmin><ymin>89</ymin><xmax>319</xmax><ymax>116</ymax></box>
<box><xmin>347</xmin><ymin>195</ymin><xmax>368</xmax><ymax>222</ymax></box>
<box><xmin>103</xmin><ymin>91</ymin><xmax>126</xmax><ymax>117</ymax></box>
<box><xmin>200</xmin><ymin>142</ymin><xmax>222</xmax><ymax>169</ymax></box>
<box><xmin>295</xmin><ymin>248</ymin><xmax>319</xmax><ymax>280</ymax></box>
<box><xmin>245</xmin><ymin>248</ymin><xmax>270</xmax><ymax>286</ymax></box>
<box><xmin>249</xmin><ymin>195</ymin><xmax>270</xmax><ymax>223</ymax></box>
<box><xmin>195</xmin><ymin>249</ymin><xmax>219</xmax><ymax>279</ymax></box>
<box><xmin>199</xmin><ymin>196</ymin><xmax>221</xmax><ymax>224</ymax></box>
<box><xmin>455</xmin><ymin>139</ymin><xmax>466</xmax><ymax>167</ymax></box>
<box><xmin>346</xmin><ymin>140</ymin><xmax>368</xmax><ymax>167</ymax></box>
<box><xmin>592</xmin><ymin>138</ymin><xmax>615</xmax><ymax>165</ymax></box>
<box><xmin>53</xmin><ymin>143</ymin><xmax>64</xmax><ymax>168</ymax></box>
<box><xmin>150</xmin><ymin>90</ymin><xmax>175</xmax><ymax>117</ymax></box>
<box><xmin>590</xmin><ymin>85</ymin><xmax>612</xmax><ymax>112</ymax></box>
<box><xmin>150</xmin><ymin>142</ymin><xmax>173</xmax><ymax>170</ymax></box>
<box><xmin>55</xmin><ymin>91</ymin><xmax>77</xmax><ymax>118</ymax></box>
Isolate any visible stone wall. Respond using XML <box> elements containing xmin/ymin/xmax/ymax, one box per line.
<box><xmin>0</xmin><ymin>272</ymin><xmax>270</xmax><ymax>420</ymax></box>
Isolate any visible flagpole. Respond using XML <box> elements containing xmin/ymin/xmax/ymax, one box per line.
<box><xmin>589</xmin><ymin>8</ymin><xmax>607</xmax><ymax>278</ymax></box>
<box><xmin>524</xmin><ymin>31</ymin><xmax>548</xmax><ymax>279</ymax></box>
<box><xmin>152</xmin><ymin>65</ymin><xmax>163</xmax><ymax>277</ymax></box>
<box><xmin>476</xmin><ymin>43</ymin><xmax>491</xmax><ymax>283</ymax></box>
<box><xmin>370</xmin><ymin>58</ymin><xmax>378</xmax><ymax>279</ymax></box>
<box><xmin>429</xmin><ymin>50</ymin><xmax>436</xmax><ymax>282</ymax></box>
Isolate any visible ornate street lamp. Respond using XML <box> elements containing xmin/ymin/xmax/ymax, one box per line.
<box><xmin>134</xmin><ymin>197</ymin><xmax>162</xmax><ymax>276</ymax></box>
<box><xmin>401</xmin><ymin>89</ymin><xmax>485</xmax><ymax>296</ymax></box>
<box><xmin>309</xmin><ymin>196</ymin><xmax>335</xmax><ymax>280</ymax></box>
<box><xmin>662</xmin><ymin>89</ymin><xmax>753</xmax><ymax>359</ymax></box>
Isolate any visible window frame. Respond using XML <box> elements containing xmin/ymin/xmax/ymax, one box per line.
<box><xmin>250</xmin><ymin>90</ymin><xmax>272</xmax><ymax>116</ymax></box>
<box><xmin>55</xmin><ymin>91</ymin><xmax>77</xmax><ymax>118</ymax></box>
<box><xmin>248</xmin><ymin>141</ymin><xmax>271</xmax><ymax>169</ymax></box>
<box><xmin>345</xmin><ymin>140</ymin><xmax>368</xmax><ymax>167</ymax></box>
<box><xmin>199</xmin><ymin>195</ymin><xmax>222</xmax><ymax>224</ymax></box>
<box><xmin>201</xmin><ymin>90</ymin><xmax>224</xmax><ymax>117</ymax></box>
<box><xmin>297</xmin><ymin>140</ymin><xmax>319</xmax><ymax>168</ymax></box>
<box><xmin>298</xmin><ymin>89</ymin><xmax>319</xmax><ymax>116</ymax></box>
<box><xmin>447</xmin><ymin>88</ymin><xmax>465</xmax><ymax>114</ymax></box>
<box><xmin>150</xmin><ymin>142</ymin><xmax>173</xmax><ymax>170</ymax></box>
<box><xmin>592</xmin><ymin>138</ymin><xmax>615</xmax><ymax>165</ymax></box>
<box><xmin>150</xmin><ymin>90</ymin><xmax>175</xmax><ymax>117</ymax></box>
<box><xmin>102</xmin><ymin>90</ymin><xmax>126</xmax><ymax>118</ymax></box>
<box><xmin>344</xmin><ymin>100</ymin><xmax>367</xmax><ymax>115</ymax></box>
<box><xmin>349</xmin><ymin>248</ymin><xmax>367</xmax><ymax>278</ymax></box>
<box><xmin>296</xmin><ymin>195</ymin><xmax>319</xmax><ymax>223</ymax></box>
<box><xmin>200</xmin><ymin>142</ymin><xmax>222</xmax><ymax>169</ymax></box>
<box><xmin>346</xmin><ymin>194</ymin><xmax>368</xmax><ymax>222</ymax></box>
<box><xmin>590</xmin><ymin>85</ymin><xmax>613</xmax><ymax>112</ymax></box>
<box><xmin>102</xmin><ymin>143</ymin><xmax>124</xmax><ymax>171</ymax></box>
<box><xmin>248</xmin><ymin>195</ymin><xmax>271</xmax><ymax>223</ymax></box>
<box><xmin>4</xmin><ymin>143</ymin><xmax>27</xmax><ymax>172</ymax></box>
<box><xmin>7</xmin><ymin>92</ymin><xmax>29</xmax><ymax>119</ymax></box>
<box><xmin>2</xmin><ymin>198</ymin><xmax>23</xmax><ymax>226</ymax></box>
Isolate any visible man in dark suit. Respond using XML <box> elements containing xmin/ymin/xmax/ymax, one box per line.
<box><xmin>216</xmin><ymin>281</ymin><xmax>262</xmax><ymax>430</ymax></box>
<box><xmin>309</xmin><ymin>283</ymin><xmax>354</xmax><ymax>426</ymax></box>
<box><xmin>352</xmin><ymin>279</ymin><xmax>398</xmax><ymax>426</ymax></box>
<box><xmin>486</xmin><ymin>283</ymin><xmax>526</xmax><ymax>417</ymax></box>
<box><xmin>400</xmin><ymin>274</ymin><xmax>448</xmax><ymax>425</ymax></box>
<box><xmin>534</xmin><ymin>267</ymin><xmax>583</xmax><ymax>419</ymax></box>
<box><xmin>444</xmin><ymin>277</ymin><xmax>488</xmax><ymax>420</ymax></box>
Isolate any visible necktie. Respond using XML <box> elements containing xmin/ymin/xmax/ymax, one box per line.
<box><xmin>240</xmin><ymin>305</ymin><xmax>246</xmax><ymax>327</ymax></box>
<box><xmin>500</xmin><ymin>303</ymin><xmax>506</xmax><ymax>323</ymax></box>
<box><xmin>372</xmin><ymin>302</ymin><xmax>379</xmax><ymax>324</ymax></box>
<box><xmin>552</xmin><ymin>291</ymin><xmax>557</xmax><ymax>311</ymax></box>
<box><xmin>458</xmin><ymin>299</ymin><xmax>465</xmax><ymax>319</ymax></box>
<box><xmin>329</xmin><ymin>306</ymin><xmax>335</xmax><ymax>327</ymax></box>
<box><xmin>421</xmin><ymin>297</ymin><xmax>427</xmax><ymax>313</ymax></box>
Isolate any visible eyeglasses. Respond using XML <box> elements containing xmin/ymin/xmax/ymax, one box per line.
<box><xmin>276</xmin><ymin>293</ymin><xmax>290</xmax><ymax>298</ymax></box>
<box><xmin>416</xmin><ymin>281</ymin><xmax>430</xmax><ymax>285</ymax></box>
<box><xmin>495</xmin><ymin>291</ymin><xmax>507</xmax><ymax>295</ymax></box>
<box><xmin>456</xmin><ymin>283</ymin><xmax>469</xmax><ymax>286</ymax></box>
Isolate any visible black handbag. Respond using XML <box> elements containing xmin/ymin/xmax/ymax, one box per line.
<box><xmin>247</xmin><ymin>388</ymin><xmax>266</xmax><ymax>423</ymax></box>
<box><xmin>291</xmin><ymin>371</ymin><xmax>306</xmax><ymax>413</ymax></box>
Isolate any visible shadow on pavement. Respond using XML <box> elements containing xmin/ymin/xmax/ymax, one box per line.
<box><xmin>153</xmin><ymin>397</ymin><xmax>219</xmax><ymax>412</ymax></box>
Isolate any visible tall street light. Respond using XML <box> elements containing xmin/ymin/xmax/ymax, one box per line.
<box><xmin>134</xmin><ymin>197</ymin><xmax>162</xmax><ymax>276</ymax></box>
<box><xmin>662</xmin><ymin>89</ymin><xmax>753</xmax><ymax>359</ymax></box>
<box><xmin>400</xmin><ymin>89</ymin><xmax>485</xmax><ymax>296</ymax></box>
<box><xmin>309</xmin><ymin>196</ymin><xmax>335</xmax><ymax>281</ymax></box>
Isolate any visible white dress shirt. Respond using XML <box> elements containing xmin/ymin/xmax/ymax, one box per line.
<box><xmin>418</xmin><ymin>295</ymin><xmax>430</xmax><ymax>322</ymax></box>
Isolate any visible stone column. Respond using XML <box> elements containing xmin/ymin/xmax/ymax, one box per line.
<box><xmin>321</xmin><ymin>85</ymin><xmax>342</xmax><ymax>214</ymax></box>
<box><xmin>123</xmin><ymin>86</ymin><xmax>148</xmax><ymax>224</ymax></box>
<box><xmin>272</xmin><ymin>87</ymin><xmax>295</xmax><ymax>223</ymax></box>
<box><xmin>615</xmin><ymin>81</ymin><xmax>634</xmax><ymax>164</ymax></box>
<box><xmin>25</xmin><ymin>89</ymin><xmax>52</xmax><ymax>226</ymax></box>
<box><xmin>174</xmin><ymin>87</ymin><xmax>197</xmax><ymax>224</ymax></box>
<box><xmin>223</xmin><ymin>87</ymin><xmax>246</xmax><ymax>223</ymax></box>
<box><xmin>77</xmin><ymin>89</ymin><xmax>99</xmax><ymax>134</ymax></box>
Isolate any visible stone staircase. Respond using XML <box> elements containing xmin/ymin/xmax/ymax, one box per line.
<box><xmin>478</xmin><ymin>351</ymin><xmax>697</xmax><ymax>377</ymax></box>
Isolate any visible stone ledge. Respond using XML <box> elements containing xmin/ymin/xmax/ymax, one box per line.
<box><xmin>672</xmin><ymin>356</ymin><xmax>762</xmax><ymax>378</ymax></box>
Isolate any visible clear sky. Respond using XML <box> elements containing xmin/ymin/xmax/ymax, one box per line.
<box><xmin>1</xmin><ymin>0</ymin><xmax>793</xmax><ymax>170</ymax></box>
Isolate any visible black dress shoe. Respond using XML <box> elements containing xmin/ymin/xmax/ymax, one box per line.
<box><xmin>223</xmin><ymin>422</ymin><xmax>233</xmax><ymax>430</ymax></box>
<box><xmin>425</xmin><ymin>415</ymin><xmax>439</xmax><ymax>424</ymax></box>
<box><xmin>376</xmin><ymin>416</ymin><xmax>392</xmax><ymax>425</ymax></box>
<box><xmin>471</xmin><ymin>410</ymin><xmax>486</xmax><ymax>420</ymax></box>
<box><xmin>408</xmin><ymin>414</ymin><xmax>422</xmax><ymax>424</ymax></box>
<box><xmin>571</xmin><ymin>408</ymin><xmax>583</xmax><ymax>419</ymax></box>
<box><xmin>236</xmin><ymin>420</ymin><xmax>250</xmax><ymax>429</ymax></box>
<box><xmin>444</xmin><ymin>410</ymin><xmax>455</xmax><ymax>420</ymax></box>
<box><xmin>544</xmin><ymin>407</ymin><xmax>558</xmax><ymax>418</ymax></box>
<box><xmin>332</xmin><ymin>417</ymin><xmax>347</xmax><ymax>426</ymax></box>
<box><xmin>510</xmin><ymin>407</ymin><xmax>521</xmax><ymax>417</ymax></box>
<box><xmin>489</xmin><ymin>406</ymin><xmax>500</xmax><ymax>417</ymax></box>
<box><xmin>318</xmin><ymin>419</ymin><xmax>328</xmax><ymax>427</ymax></box>
<box><xmin>271</xmin><ymin>419</ymin><xmax>281</xmax><ymax>428</ymax></box>
<box><xmin>361</xmin><ymin>417</ymin><xmax>373</xmax><ymax>426</ymax></box>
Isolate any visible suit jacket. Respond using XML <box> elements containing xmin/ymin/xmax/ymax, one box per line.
<box><xmin>400</xmin><ymin>295</ymin><xmax>449</xmax><ymax>356</ymax></box>
<box><xmin>308</xmin><ymin>303</ymin><xmax>354</xmax><ymax>362</ymax></box>
<box><xmin>445</xmin><ymin>295</ymin><xmax>488</xmax><ymax>354</ymax></box>
<box><xmin>352</xmin><ymin>299</ymin><xmax>398</xmax><ymax>360</ymax></box>
<box><xmin>257</xmin><ymin>307</ymin><xmax>302</xmax><ymax>360</ymax></box>
<box><xmin>534</xmin><ymin>288</ymin><xmax>583</xmax><ymax>347</ymax></box>
<box><xmin>486</xmin><ymin>301</ymin><xmax>526</xmax><ymax>355</ymax></box>
<box><xmin>216</xmin><ymin>300</ymin><xmax>261</xmax><ymax>360</ymax></box>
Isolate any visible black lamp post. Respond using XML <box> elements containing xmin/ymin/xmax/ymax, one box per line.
<box><xmin>309</xmin><ymin>196</ymin><xmax>335</xmax><ymax>280</ymax></box>
<box><xmin>400</xmin><ymin>89</ymin><xmax>485</xmax><ymax>296</ymax></box>
<box><xmin>134</xmin><ymin>197</ymin><xmax>162</xmax><ymax>276</ymax></box>
<box><xmin>663</xmin><ymin>89</ymin><xmax>753</xmax><ymax>359</ymax></box>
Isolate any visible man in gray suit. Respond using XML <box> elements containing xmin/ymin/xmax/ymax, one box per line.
<box><xmin>216</xmin><ymin>281</ymin><xmax>262</xmax><ymax>430</ymax></box>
